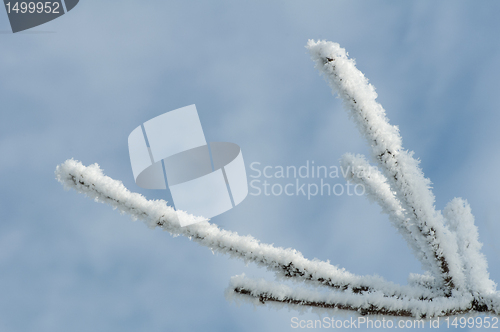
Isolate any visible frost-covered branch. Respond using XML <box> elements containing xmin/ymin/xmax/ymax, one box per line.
<box><xmin>55</xmin><ymin>40</ymin><xmax>500</xmax><ymax>318</ymax></box>
<box><xmin>55</xmin><ymin>158</ymin><xmax>499</xmax><ymax>317</ymax></box>
<box><xmin>340</xmin><ymin>153</ymin><xmax>433</xmax><ymax>273</ymax></box>
<box><xmin>444</xmin><ymin>198</ymin><xmax>497</xmax><ymax>295</ymax></box>
<box><xmin>227</xmin><ymin>274</ymin><xmax>496</xmax><ymax>318</ymax></box>
<box><xmin>55</xmin><ymin>159</ymin><xmax>433</xmax><ymax>299</ymax></box>
<box><xmin>307</xmin><ymin>40</ymin><xmax>465</xmax><ymax>293</ymax></box>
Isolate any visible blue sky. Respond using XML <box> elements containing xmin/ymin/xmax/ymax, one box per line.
<box><xmin>1</xmin><ymin>1</ymin><xmax>500</xmax><ymax>331</ymax></box>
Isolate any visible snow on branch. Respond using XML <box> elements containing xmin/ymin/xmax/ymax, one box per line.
<box><xmin>307</xmin><ymin>40</ymin><xmax>465</xmax><ymax>293</ymax></box>
<box><xmin>56</xmin><ymin>40</ymin><xmax>500</xmax><ymax>318</ymax></box>
<box><xmin>55</xmin><ymin>159</ymin><xmax>433</xmax><ymax>299</ymax></box>
<box><xmin>227</xmin><ymin>274</ymin><xmax>477</xmax><ymax>318</ymax></box>
<box><xmin>444</xmin><ymin>198</ymin><xmax>497</xmax><ymax>295</ymax></box>
<box><xmin>340</xmin><ymin>153</ymin><xmax>434</xmax><ymax>276</ymax></box>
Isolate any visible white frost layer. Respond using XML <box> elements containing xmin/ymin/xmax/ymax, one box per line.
<box><xmin>55</xmin><ymin>159</ymin><xmax>435</xmax><ymax>299</ymax></box>
<box><xmin>307</xmin><ymin>40</ymin><xmax>465</xmax><ymax>291</ymax></box>
<box><xmin>341</xmin><ymin>153</ymin><xmax>433</xmax><ymax>274</ymax></box>
<box><xmin>444</xmin><ymin>198</ymin><xmax>497</xmax><ymax>294</ymax></box>
<box><xmin>227</xmin><ymin>274</ymin><xmax>480</xmax><ymax>319</ymax></box>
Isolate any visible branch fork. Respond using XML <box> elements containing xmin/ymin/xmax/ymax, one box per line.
<box><xmin>55</xmin><ymin>40</ymin><xmax>499</xmax><ymax>319</ymax></box>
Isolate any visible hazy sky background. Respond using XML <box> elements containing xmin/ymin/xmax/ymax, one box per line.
<box><xmin>1</xmin><ymin>1</ymin><xmax>500</xmax><ymax>331</ymax></box>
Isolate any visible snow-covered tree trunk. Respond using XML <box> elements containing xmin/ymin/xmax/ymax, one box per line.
<box><xmin>56</xmin><ymin>40</ymin><xmax>500</xmax><ymax>319</ymax></box>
